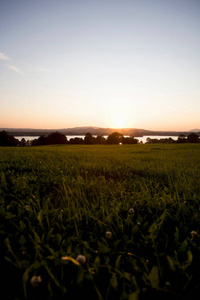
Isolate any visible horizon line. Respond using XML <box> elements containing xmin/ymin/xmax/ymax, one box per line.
<box><xmin>0</xmin><ymin>126</ymin><xmax>199</xmax><ymax>132</ymax></box>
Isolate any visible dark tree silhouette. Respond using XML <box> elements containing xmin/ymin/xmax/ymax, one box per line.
<box><xmin>187</xmin><ymin>133</ymin><xmax>199</xmax><ymax>143</ymax></box>
<box><xmin>33</xmin><ymin>132</ymin><xmax>67</xmax><ymax>145</ymax></box>
<box><xmin>0</xmin><ymin>131</ymin><xmax>19</xmax><ymax>146</ymax></box>
<box><xmin>47</xmin><ymin>132</ymin><xmax>68</xmax><ymax>144</ymax></box>
<box><xmin>107</xmin><ymin>132</ymin><xmax>123</xmax><ymax>144</ymax></box>
<box><xmin>69</xmin><ymin>137</ymin><xmax>84</xmax><ymax>144</ymax></box>
<box><xmin>84</xmin><ymin>132</ymin><xmax>95</xmax><ymax>144</ymax></box>
<box><xmin>96</xmin><ymin>135</ymin><xmax>106</xmax><ymax>144</ymax></box>
<box><xmin>177</xmin><ymin>134</ymin><xmax>187</xmax><ymax>143</ymax></box>
<box><xmin>37</xmin><ymin>135</ymin><xmax>48</xmax><ymax>145</ymax></box>
<box><xmin>122</xmin><ymin>137</ymin><xmax>138</xmax><ymax>144</ymax></box>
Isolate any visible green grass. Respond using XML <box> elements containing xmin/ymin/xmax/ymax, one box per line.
<box><xmin>1</xmin><ymin>144</ymin><xmax>200</xmax><ymax>299</ymax></box>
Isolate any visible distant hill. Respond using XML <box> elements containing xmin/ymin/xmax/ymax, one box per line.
<box><xmin>1</xmin><ymin>127</ymin><xmax>199</xmax><ymax>137</ymax></box>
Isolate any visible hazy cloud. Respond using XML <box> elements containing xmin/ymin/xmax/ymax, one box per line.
<box><xmin>1</xmin><ymin>52</ymin><xmax>24</xmax><ymax>74</ymax></box>
<box><xmin>0</xmin><ymin>52</ymin><xmax>11</xmax><ymax>60</ymax></box>
<box><xmin>7</xmin><ymin>64</ymin><xmax>24</xmax><ymax>75</ymax></box>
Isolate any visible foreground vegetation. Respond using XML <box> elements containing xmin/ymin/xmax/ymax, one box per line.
<box><xmin>1</xmin><ymin>144</ymin><xmax>200</xmax><ymax>299</ymax></box>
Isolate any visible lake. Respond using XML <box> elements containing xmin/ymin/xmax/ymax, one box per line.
<box><xmin>15</xmin><ymin>135</ymin><xmax>179</xmax><ymax>143</ymax></box>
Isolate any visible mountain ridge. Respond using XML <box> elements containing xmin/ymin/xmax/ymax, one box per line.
<box><xmin>1</xmin><ymin>127</ymin><xmax>199</xmax><ymax>137</ymax></box>
<box><xmin>190</xmin><ymin>129</ymin><xmax>200</xmax><ymax>132</ymax></box>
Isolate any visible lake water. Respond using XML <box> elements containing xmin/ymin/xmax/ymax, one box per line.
<box><xmin>15</xmin><ymin>135</ymin><xmax>179</xmax><ymax>143</ymax></box>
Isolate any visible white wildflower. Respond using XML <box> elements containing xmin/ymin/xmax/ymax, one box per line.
<box><xmin>128</xmin><ymin>208</ymin><xmax>135</xmax><ymax>214</ymax></box>
<box><xmin>76</xmin><ymin>255</ymin><xmax>86</xmax><ymax>264</ymax></box>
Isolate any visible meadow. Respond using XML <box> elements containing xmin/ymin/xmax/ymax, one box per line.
<box><xmin>1</xmin><ymin>144</ymin><xmax>200</xmax><ymax>299</ymax></box>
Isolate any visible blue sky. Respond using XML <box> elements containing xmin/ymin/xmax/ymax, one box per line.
<box><xmin>0</xmin><ymin>0</ymin><xmax>200</xmax><ymax>130</ymax></box>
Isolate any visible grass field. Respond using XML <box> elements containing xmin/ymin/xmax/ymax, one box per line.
<box><xmin>1</xmin><ymin>144</ymin><xmax>200</xmax><ymax>299</ymax></box>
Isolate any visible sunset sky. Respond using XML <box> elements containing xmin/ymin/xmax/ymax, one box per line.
<box><xmin>0</xmin><ymin>0</ymin><xmax>200</xmax><ymax>131</ymax></box>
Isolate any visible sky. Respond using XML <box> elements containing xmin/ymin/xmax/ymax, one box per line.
<box><xmin>0</xmin><ymin>0</ymin><xmax>200</xmax><ymax>131</ymax></box>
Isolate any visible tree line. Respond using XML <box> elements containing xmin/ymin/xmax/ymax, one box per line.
<box><xmin>0</xmin><ymin>130</ymin><xmax>200</xmax><ymax>146</ymax></box>
<box><xmin>145</xmin><ymin>133</ymin><xmax>200</xmax><ymax>144</ymax></box>
<box><xmin>31</xmin><ymin>132</ymin><xmax>139</xmax><ymax>146</ymax></box>
<box><xmin>0</xmin><ymin>131</ymin><xmax>138</xmax><ymax>146</ymax></box>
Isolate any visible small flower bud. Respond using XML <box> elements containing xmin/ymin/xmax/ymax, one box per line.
<box><xmin>105</xmin><ymin>231</ymin><xmax>112</xmax><ymax>239</ymax></box>
<box><xmin>128</xmin><ymin>208</ymin><xmax>135</xmax><ymax>214</ymax></box>
<box><xmin>76</xmin><ymin>255</ymin><xmax>86</xmax><ymax>264</ymax></box>
<box><xmin>30</xmin><ymin>276</ymin><xmax>42</xmax><ymax>287</ymax></box>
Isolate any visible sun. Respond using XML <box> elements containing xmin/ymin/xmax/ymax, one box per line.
<box><xmin>114</xmin><ymin>117</ymin><xmax>126</xmax><ymax>128</ymax></box>
<box><xmin>105</xmin><ymin>107</ymin><xmax>130</xmax><ymax>129</ymax></box>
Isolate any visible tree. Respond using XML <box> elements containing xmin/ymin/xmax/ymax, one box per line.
<box><xmin>69</xmin><ymin>137</ymin><xmax>84</xmax><ymax>144</ymax></box>
<box><xmin>33</xmin><ymin>132</ymin><xmax>68</xmax><ymax>145</ymax></box>
<box><xmin>146</xmin><ymin>138</ymin><xmax>153</xmax><ymax>144</ymax></box>
<box><xmin>187</xmin><ymin>133</ymin><xmax>199</xmax><ymax>143</ymax></box>
<box><xmin>96</xmin><ymin>135</ymin><xmax>106</xmax><ymax>144</ymax></box>
<box><xmin>36</xmin><ymin>135</ymin><xmax>48</xmax><ymax>145</ymax></box>
<box><xmin>47</xmin><ymin>132</ymin><xmax>68</xmax><ymax>144</ymax></box>
<box><xmin>0</xmin><ymin>131</ymin><xmax>19</xmax><ymax>146</ymax></box>
<box><xmin>122</xmin><ymin>137</ymin><xmax>138</xmax><ymax>144</ymax></box>
<box><xmin>19</xmin><ymin>138</ymin><xmax>27</xmax><ymax>147</ymax></box>
<box><xmin>84</xmin><ymin>132</ymin><xmax>95</xmax><ymax>144</ymax></box>
<box><xmin>107</xmin><ymin>132</ymin><xmax>123</xmax><ymax>144</ymax></box>
<box><xmin>177</xmin><ymin>134</ymin><xmax>187</xmax><ymax>143</ymax></box>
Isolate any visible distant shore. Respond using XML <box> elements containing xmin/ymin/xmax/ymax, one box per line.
<box><xmin>1</xmin><ymin>126</ymin><xmax>199</xmax><ymax>137</ymax></box>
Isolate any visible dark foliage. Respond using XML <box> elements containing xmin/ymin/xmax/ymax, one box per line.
<box><xmin>122</xmin><ymin>137</ymin><xmax>138</xmax><ymax>144</ymax></box>
<box><xmin>0</xmin><ymin>130</ymin><xmax>19</xmax><ymax>146</ymax></box>
<box><xmin>69</xmin><ymin>137</ymin><xmax>84</xmax><ymax>144</ymax></box>
<box><xmin>177</xmin><ymin>134</ymin><xmax>187</xmax><ymax>143</ymax></box>
<box><xmin>47</xmin><ymin>132</ymin><xmax>68</xmax><ymax>145</ymax></box>
<box><xmin>2</xmin><ymin>130</ymin><xmax>200</xmax><ymax>147</ymax></box>
<box><xmin>187</xmin><ymin>133</ymin><xmax>199</xmax><ymax>143</ymax></box>
<box><xmin>33</xmin><ymin>132</ymin><xmax>68</xmax><ymax>145</ymax></box>
<box><xmin>106</xmin><ymin>132</ymin><xmax>123</xmax><ymax>144</ymax></box>
<box><xmin>84</xmin><ymin>132</ymin><xmax>95</xmax><ymax>144</ymax></box>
